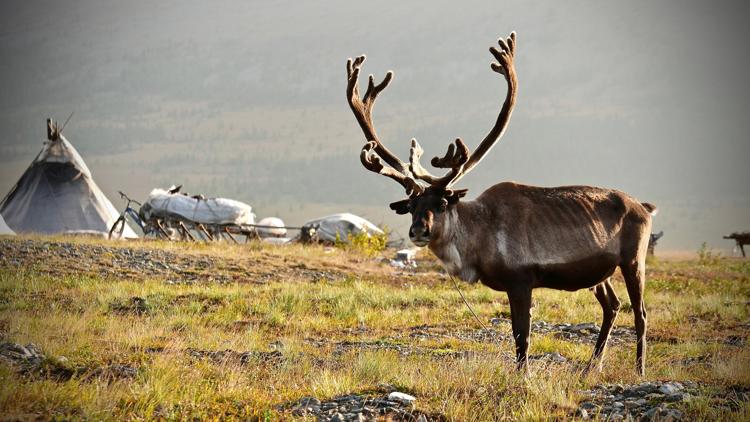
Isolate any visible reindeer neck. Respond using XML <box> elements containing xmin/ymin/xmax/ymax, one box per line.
<box><xmin>428</xmin><ymin>201</ymin><xmax>484</xmax><ymax>282</ymax></box>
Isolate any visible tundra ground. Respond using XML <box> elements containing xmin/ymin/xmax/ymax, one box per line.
<box><xmin>0</xmin><ymin>236</ymin><xmax>748</xmax><ymax>421</ymax></box>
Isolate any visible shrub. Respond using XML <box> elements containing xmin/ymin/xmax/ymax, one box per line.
<box><xmin>336</xmin><ymin>230</ymin><xmax>388</xmax><ymax>257</ymax></box>
<box><xmin>697</xmin><ymin>242</ymin><xmax>722</xmax><ymax>265</ymax></box>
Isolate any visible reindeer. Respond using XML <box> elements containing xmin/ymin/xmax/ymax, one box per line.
<box><xmin>345</xmin><ymin>32</ymin><xmax>657</xmax><ymax>375</ymax></box>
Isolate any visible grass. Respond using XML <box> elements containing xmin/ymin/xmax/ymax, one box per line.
<box><xmin>0</xmin><ymin>235</ymin><xmax>748</xmax><ymax>420</ymax></box>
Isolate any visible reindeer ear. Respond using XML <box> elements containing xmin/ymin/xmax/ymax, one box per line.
<box><xmin>389</xmin><ymin>199</ymin><xmax>411</xmax><ymax>215</ymax></box>
<box><xmin>446</xmin><ymin>188</ymin><xmax>468</xmax><ymax>205</ymax></box>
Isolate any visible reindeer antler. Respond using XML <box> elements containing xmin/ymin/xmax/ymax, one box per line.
<box><xmin>347</xmin><ymin>31</ymin><xmax>518</xmax><ymax>194</ymax></box>
<box><xmin>347</xmin><ymin>55</ymin><xmax>423</xmax><ymax>195</ymax></box>
<box><xmin>400</xmin><ymin>32</ymin><xmax>518</xmax><ymax>190</ymax></box>
<box><xmin>409</xmin><ymin>138</ymin><xmax>469</xmax><ymax>187</ymax></box>
<box><xmin>448</xmin><ymin>31</ymin><xmax>518</xmax><ymax>186</ymax></box>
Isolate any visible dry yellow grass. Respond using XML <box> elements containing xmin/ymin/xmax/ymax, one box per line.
<box><xmin>0</xmin><ymin>235</ymin><xmax>748</xmax><ymax>420</ymax></box>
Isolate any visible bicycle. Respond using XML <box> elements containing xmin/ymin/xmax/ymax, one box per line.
<box><xmin>109</xmin><ymin>191</ymin><xmax>146</xmax><ymax>240</ymax></box>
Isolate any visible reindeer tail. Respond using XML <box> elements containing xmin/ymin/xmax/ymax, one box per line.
<box><xmin>641</xmin><ymin>202</ymin><xmax>658</xmax><ymax>217</ymax></box>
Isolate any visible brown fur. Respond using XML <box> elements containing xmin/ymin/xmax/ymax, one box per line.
<box><xmin>415</xmin><ymin>183</ymin><xmax>653</xmax><ymax>374</ymax></box>
<box><xmin>346</xmin><ymin>33</ymin><xmax>654</xmax><ymax>375</ymax></box>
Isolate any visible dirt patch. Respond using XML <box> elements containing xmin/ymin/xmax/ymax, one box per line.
<box><xmin>303</xmin><ymin>338</ymin><xmax>482</xmax><ymax>360</ymax></box>
<box><xmin>109</xmin><ymin>296</ymin><xmax>150</xmax><ymax>315</ymax></box>
<box><xmin>404</xmin><ymin>324</ymin><xmax>509</xmax><ymax>343</ymax></box>
<box><xmin>185</xmin><ymin>348</ymin><xmax>285</xmax><ymax>366</ymax></box>
<box><xmin>397</xmin><ymin>320</ymin><xmax>636</xmax><ymax>346</ymax></box>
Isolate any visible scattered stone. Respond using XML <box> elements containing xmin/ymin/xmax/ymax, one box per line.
<box><xmin>319</xmin><ymin>338</ymin><xmax>478</xmax><ymax>360</ymax></box>
<box><xmin>88</xmin><ymin>364</ymin><xmax>138</xmax><ymax>380</ymax></box>
<box><xmin>406</xmin><ymin>324</ymin><xmax>508</xmax><ymax>344</ymax></box>
<box><xmin>0</xmin><ymin>342</ymin><xmax>45</xmax><ymax>367</ymax></box>
<box><xmin>529</xmin><ymin>351</ymin><xmax>567</xmax><ymax>363</ymax></box>
<box><xmin>0</xmin><ymin>341</ymin><xmax>137</xmax><ymax>382</ymax></box>
<box><xmin>0</xmin><ymin>238</ymin><xmax>341</xmax><ymax>285</ymax></box>
<box><xmin>489</xmin><ymin>317</ymin><xmax>504</xmax><ymax>326</ymax></box>
<box><xmin>388</xmin><ymin>391</ymin><xmax>416</xmax><ymax>405</ymax></box>
<box><xmin>724</xmin><ymin>335</ymin><xmax>745</xmax><ymax>347</ymax></box>
<box><xmin>658</xmin><ymin>382</ymin><xmax>682</xmax><ymax>395</ymax></box>
<box><xmin>279</xmin><ymin>391</ymin><xmax>441</xmax><ymax>421</ymax></box>
<box><xmin>576</xmin><ymin>381</ymin><xmax>699</xmax><ymax>421</ymax></box>
<box><xmin>470</xmin><ymin>319</ymin><xmax>640</xmax><ymax>345</ymax></box>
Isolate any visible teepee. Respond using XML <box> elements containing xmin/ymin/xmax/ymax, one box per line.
<box><xmin>0</xmin><ymin>118</ymin><xmax>136</xmax><ymax>238</ymax></box>
<box><xmin>0</xmin><ymin>214</ymin><xmax>14</xmax><ymax>235</ymax></box>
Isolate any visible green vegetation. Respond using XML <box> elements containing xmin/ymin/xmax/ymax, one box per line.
<box><xmin>0</xmin><ymin>236</ymin><xmax>748</xmax><ymax>420</ymax></box>
<box><xmin>336</xmin><ymin>230</ymin><xmax>389</xmax><ymax>258</ymax></box>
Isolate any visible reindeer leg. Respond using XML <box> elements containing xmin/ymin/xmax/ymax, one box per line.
<box><xmin>586</xmin><ymin>277</ymin><xmax>620</xmax><ymax>373</ymax></box>
<box><xmin>621</xmin><ymin>262</ymin><xmax>647</xmax><ymax>376</ymax></box>
<box><xmin>507</xmin><ymin>285</ymin><xmax>533</xmax><ymax>372</ymax></box>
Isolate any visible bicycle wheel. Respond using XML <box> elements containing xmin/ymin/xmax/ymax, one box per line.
<box><xmin>108</xmin><ymin>216</ymin><xmax>126</xmax><ymax>240</ymax></box>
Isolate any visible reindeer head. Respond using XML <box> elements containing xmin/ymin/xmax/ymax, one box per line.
<box><xmin>389</xmin><ymin>186</ymin><xmax>468</xmax><ymax>246</ymax></box>
<box><xmin>346</xmin><ymin>32</ymin><xmax>518</xmax><ymax>246</ymax></box>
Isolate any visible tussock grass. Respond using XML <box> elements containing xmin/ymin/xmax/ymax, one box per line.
<box><xmin>0</xmin><ymin>236</ymin><xmax>748</xmax><ymax>420</ymax></box>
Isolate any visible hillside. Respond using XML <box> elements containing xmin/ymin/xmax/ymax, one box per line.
<box><xmin>0</xmin><ymin>236</ymin><xmax>748</xmax><ymax>420</ymax></box>
<box><xmin>2</xmin><ymin>1</ymin><xmax>750</xmax><ymax>250</ymax></box>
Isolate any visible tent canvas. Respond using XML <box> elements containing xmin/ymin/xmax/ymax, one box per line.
<box><xmin>140</xmin><ymin>188</ymin><xmax>255</xmax><ymax>226</ymax></box>
<box><xmin>0</xmin><ymin>214</ymin><xmax>15</xmax><ymax>235</ymax></box>
<box><xmin>301</xmin><ymin>213</ymin><xmax>384</xmax><ymax>243</ymax></box>
<box><xmin>0</xmin><ymin>119</ymin><xmax>136</xmax><ymax>238</ymax></box>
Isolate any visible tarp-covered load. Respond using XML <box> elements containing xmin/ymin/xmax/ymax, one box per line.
<box><xmin>140</xmin><ymin>189</ymin><xmax>256</xmax><ymax>226</ymax></box>
<box><xmin>0</xmin><ymin>119</ymin><xmax>136</xmax><ymax>238</ymax></box>
<box><xmin>256</xmin><ymin>217</ymin><xmax>287</xmax><ymax>238</ymax></box>
<box><xmin>301</xmin><ymin>213</ymin><xmax>384</xmax><ymax>243</ymax></box>
<box><xmin>0</xmin><ymin>214</ymin><xmax>15</xmax><ymax>235</ymax></box>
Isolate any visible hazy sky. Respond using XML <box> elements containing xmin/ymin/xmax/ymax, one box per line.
<box><xmin>1</xmin><ymin>0</ymin><xmax>748</xmax><ymax>252</ymax></box>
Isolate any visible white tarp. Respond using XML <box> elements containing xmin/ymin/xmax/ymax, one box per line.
<box><xmin>0</xmin><ymin>130</ymin><xmax>136</xmax><ymax>238</ymax></box>
<box><xmin>302</xmin><ymin>213</ymin><xmax>384</xmax><ymax>243</ymax></box>
<box><xmin>140</xmin><ymin>189</ymin><xmax>255</xmax><ymax>226</ymax></box>
<box><xmin>257</xmin><ymin>217</ymin><xmax>287</xmax><ymax>238</ymax></box>
<box><xmin>0</xmin><ymin>214</ymin><xmax>15</xmax><ymax>235</ymax></box>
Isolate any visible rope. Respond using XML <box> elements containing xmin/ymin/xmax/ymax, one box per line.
<box><xmin>449</xmin><ymin>275</ymin><xmax>488</xmax><ymax>330</ymax></box>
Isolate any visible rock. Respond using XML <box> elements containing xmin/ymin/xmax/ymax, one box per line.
<box><xmin>642</xmin><ymin>406</ymin><xmax>662</xmax><ymax>421</ymax></box>
<box><xmin>388</xmin><ymin>391</ymin><xmax>416</xmax><ymax>405</ymax></box>
<box><xmin>665</xmin><ymin>393</ymin><xmax>684</xmax><ymax>402</ymax></box>
<box><xmin>530</xmin><ymin>351</ymin><xmax>567</xmax><ymax>363</ymax></box>
<box><xmin>575</xmin><ymin>408</ymin><xmax>589</xmax><ymax>419</ymax></box>
<box><xmin>658</xmin><ymin>383</ymin><xmax>682</xmax><ymax>395</ymax></box>
<box><xmin>579</xmin><ymin>402</ymin><xmax>598</xmax><ymax>411</ymax></box>
<box><xmin>635</xmin><ymin>383</ymin><xmax>659</xmax><ymax>394</ymax></box>
<box><xmin>664</xmin><ymin>408</ymin><xmax>684</xmax><ymax>421</ymax></box>
<box><xmin>96</xmin><ymin>364</ymin><xmax>138</xmax><ymax>379</ymax></box>
<box><xmin>330</xmin><ymin>413</ymin><xmax>345</xmax><ymax>422</ymax></box>
<box><xmin>489</xmin><ymin>317</ymin><xmax>504</xmax><ymax>326</ymax></box>
<box><xmin>0</xmin><ymin>342</ymin><xmax>45</xmax><ymax>367</ymax></box>
<box><xmin>298</xmin><ymin>397</ymin><xmax>321</xmax><ymax>408</ymax></box>
<box><xmin>547</xmin><ymin>352</ymin><xmax>567</xmax><ymax>362</ymax></box>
